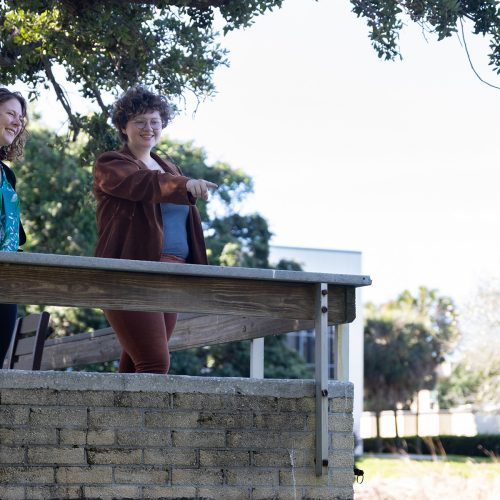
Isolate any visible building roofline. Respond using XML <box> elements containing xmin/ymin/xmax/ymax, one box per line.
<box><xmin>270</xmin><ymin>244</ymin><xmax>362</xmax><ymax>255</ymax></box>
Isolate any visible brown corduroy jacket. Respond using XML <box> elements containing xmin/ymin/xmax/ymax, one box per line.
<box><xmin>93</xmin><ymin>145</ymin><xmax>208</xmax><ymax>264</ymax></box>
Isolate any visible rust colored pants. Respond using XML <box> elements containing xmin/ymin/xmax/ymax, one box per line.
<box><xmin>104</xmin><ymin>254</ymin><xmax>185</xmax><ymax>374</ymax></box>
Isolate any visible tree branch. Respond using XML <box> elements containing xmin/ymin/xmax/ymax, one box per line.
<box><xmin>41</xmin><ymin>56</ymin><xmax>81</xmax><ymax>140</ymax></box>
<box><xmin>90</xmin><ymin>84</ymin><xmax>109</xmax><ymax>117</ymax></box>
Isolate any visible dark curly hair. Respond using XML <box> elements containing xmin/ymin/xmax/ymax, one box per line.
<box><xmin>111</xmin><ymin>86</ymin><xmax>173</xmax><ymax>143</ymax></box>
<box><xmin>0</xmin><ymin>88</ymin><xmax>28</xmax><ymax>161</ymax></box>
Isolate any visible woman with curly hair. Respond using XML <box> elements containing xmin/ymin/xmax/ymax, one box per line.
<box><xmin>0</xmin><ymin>88</ymin><xmax>28</xmax><ymax>367</ymax></box>
<box><xmin>93</xmin><ymin>86</ymin><xmax>217</xmax><ymax>374</ymax></box>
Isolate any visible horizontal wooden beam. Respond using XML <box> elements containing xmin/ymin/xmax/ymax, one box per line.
<box><xmin>10</xmin><ymin>314</ymin><xmax>315</xmax><ymax>370</ymax></box>
<box><xmin>0</xmin><ymin>253</ymin><xmax>366</xmax><ymax>323</ymax></box>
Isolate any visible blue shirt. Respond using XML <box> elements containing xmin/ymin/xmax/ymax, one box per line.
<box><xmin>0</xmin><ymin>165</ymin><xmax>20</xmax><ymax>252</ymax></box>
<box><xmin>160</xmin><ymin>203</ymin><xmax>189</xmax><ymax>258</ymax></box>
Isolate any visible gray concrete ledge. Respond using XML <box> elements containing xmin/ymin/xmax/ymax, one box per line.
<box><xmin>0</xmin><ymin>370</ymin><xmax>353</xmax><ymax>398</ymax></box>
<box><xmin>0</xmin><ymin>252</ymin><xmax>371</xmax><ymax>287</ymax></box>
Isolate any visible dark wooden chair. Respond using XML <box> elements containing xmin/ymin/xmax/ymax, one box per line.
<box><xmin>3</xmin><ymin>312</ymin><xmax>51</xmax><ymax>370</ymax></box>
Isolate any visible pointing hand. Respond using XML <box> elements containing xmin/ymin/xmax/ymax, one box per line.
<box><xmin>186</xmin><ymin>179</ymin><xmax>218</xmax><ymax>200</ymax></box>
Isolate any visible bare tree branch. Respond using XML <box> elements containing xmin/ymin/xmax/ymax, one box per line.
<box><xmin>90</xmin><ymin>84</ymin><xmax>109</xmax><ymax>117</ymax></box>
<box><xmin>41</xmin><ymin>56</ymin><xmax>81</xmax><ymax>140</ymax></box>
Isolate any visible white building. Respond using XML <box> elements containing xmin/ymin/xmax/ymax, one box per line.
<box><xmin>269</xmin><ymin>245</ymin><xmax>365</xmax><ymax>452</ymax></box>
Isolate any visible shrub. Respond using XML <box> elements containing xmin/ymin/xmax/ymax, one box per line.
<box><xmin>362</xmin><ymin>435</ymin><xmax>500</xmax><ymax>457</ymax></box>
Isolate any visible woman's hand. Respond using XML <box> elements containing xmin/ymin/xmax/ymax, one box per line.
<box><xmin>186</xmin><ymin>179</ymin><xmax>218</xmax><ymax>200</ymax></box>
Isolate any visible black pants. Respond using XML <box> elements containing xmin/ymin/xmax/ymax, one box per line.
<box><xmin>0</xmin><ymin>303</ymin><xmax>17</xmax><ymax>367</ymax></box>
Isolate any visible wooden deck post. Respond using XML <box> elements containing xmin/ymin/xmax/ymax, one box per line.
<box><xmin>250</xmin><ymin>338</ymin><xmax>264</xmax><ymax>378</ymax></box>
<box><xmin>334</xmin><ymin>323</ymin><xmax>350</xmax><ymax>381</ymax></box>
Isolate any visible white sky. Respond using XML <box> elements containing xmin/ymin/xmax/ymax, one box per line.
<box><xmin>19</xmin><ymin>0</ymin><xmax>500</xmax><ymax>308</ymax></box>
<box><xmin>168</xmin><ymin>0</ymin><xmax>500</xmax><ymax>308</ymax></box>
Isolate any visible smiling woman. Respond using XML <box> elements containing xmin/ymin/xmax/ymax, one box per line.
<box><xmin>93</xmin><ymin>85</ymin><xmax>218</xmax><ymax>375</ymax></box>
<box><xmin>0</xmin><ymin>87</ymin><xmax>28</xmax><ymax>367</ymax></box>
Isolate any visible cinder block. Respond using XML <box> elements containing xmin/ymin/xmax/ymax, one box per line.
<box><xmin>114</xmin><ymin>391</ymin><xmax>171</xmax><ymax>408</ymax></box>
<box><xmin>0</xmin><ymin>405</ymin><xmax>30</xmax><ymax>425</ymax></box>
<box><xmin>113</xmin><ymin>465</ymin><xmax>169</xmax><ymax>484</ymax></box>
<box><xmin>0</xmin><ymin>446</ymin><xmax>25</xmax><ymax>465</ymax></box>
<box><xmin>227</xmin><ymin>431</ymin><xmax>314</xmax><ymax>450</ymax></box>
<box><xmin>328</xmin><ymin>449</ymin><xmax>354</xmax><ymax>468</ymax></box>
<box><xmin>253</xmin><ymin>413</ymin><xmax>306</xmax><ymax>431</ymax></box>
<box><xmin>171</xmin><ymin>467</ymin><xmax>224</xmax><ymax>486</ymax></box>
<box><xmin>142</xmin><ymin>486</ymin><xmax>197</xmax><ymax>499</ymax></box>
<box><xmin>302</xmin><ymin>449</ymin><xmax>316</xmax><ymax>467</ymax></box>
<box><xmin>0</xmin><ymin>485</ymin><xmax>25</xmax><ymax>500</ymax></box>
<box><xmin>173</xmin><ymin>393</ymin><xmax>225</xmax><ymax>410</ymax></box>
<box><xmin>327</xmin><ymin>383</ymin><xmax>354</xmax><ymax>399</ymax></box>
<box><xmin>279</xmin><ymin>397</ymin><xmax>315</xmax><ymax>412</ymax></box>
<box><xmin>251</xmin><ymin>486</ymin><xmax>300</xmax><ymax>499</ymax></box>
<box><xmin>1</xmin><ymin>389</ymin><xmax>58</xmax><ymax>405</ymax></box>
<box><xmin>226</xmin><ymin>468</ymin><xmax>279</xmax><ymax>486</ymax></box>
<box><xmin>197</xmin><ymin>486</ymin><xmax>250</xmax><ymax>499</ymax></box>
<box><xmin>279</xmin><ymin>467</ymin><xmax>329</xmax><ymax>487</ymax></box>
<box><xmin>329</xmin><ymin>467</ymin><xmax>355</xmax><ymax>488</ymax></box>
<box><xmin>229</xmin><ymin>395</ymin><xmax>279</xmax><ymax>412</ymax></box>
<box><xmin>83</xmin><ymin>485</ymin><xmax>141</xmax><ymax>499</ymax></box>
<box><xmin>116</xmin><ymin>429</ymin><xmax>171</xmax><ymax>447</ymax></box>
<box><xmin>56</xmin><ymin>390</ymin><xmax>115</xmax><ymax>407</ymax></box>
<box><xmin>199</xmin><ymin>450</ymin><xmax>250</xmax><ymax>467</ymax></box>
<box><xmin>0</xmin><ymin>466</ymin><xmax>54</xmax><ymax>484</ymax></box>
<box><xmin>303</xmin><ymin>485</ymin><xmax>353</xmax><ymax>499</ymax></box>
<box><xmin>0</xmin><ymin>372</ymin><xmax>355</xmax><ymax>500</ymax></box>
<box><xmin>329</xmin><ymin>397</ymin><xmax>354</xmax><ymax>413</ymax></box>
<box><xmin>87</xmin><ymin>447</ymin><xmax>142</xmax><ymax>465</ymax></box>
<box><xmin>29</xmin><ymin>407</ymin><xmax>87</xmax><ymax>427</ymax></box>
<box><xmin>55</xmin><ymin>465</ymin><xmax>113</xmax><ymax>484</ymax></box>
<box><xmin>0</xmin><ymin>428</ymin><xmax>57</xmax><ymax>445</ymax></box>
<box><xmin>24</xmin><ymin>485</ymin><xmax>84</xmax><ymax>499</ymax></box>
<box><xmin>59</xmin><ymin>429</ymin><xmax>87</xmax><ymax>446</ymax></box>
<box><xmin>88</xmin><ymin>408</ymin><xmax>143</xmax><ymax>429</ymax></box>
<box><xmin>144</xmin><ymin>448</ymin><xmax>197</xmax><ymax>467</ymax></box>
<box><xmin>86</xmin><ymin>429</ymin><xmax>116</xmax><ymax>446</ymax></box>
<box><xmin>328</xmin><ymin>413</ymin><xmax>353</xmax><ymax>433</ymax></box>
<box><xmin>27</xmin><ymin>446</ymin><xmax>86</xmax><ymax>465</ymax></box>
<box><xmin>197</xmin><ymin>412</ymin><xmax>253</xmax><ymax>429</ymax></box>
<box><xmin>331</xmin><ymin>432</ymin><xmax>354</xmax><ymax>450</ymax></box>
<box><xmin>305</xmin><ymin>414</ymin><xmax>316</xmax><ymax>431</ymax></box>
<box><xmin>252</xmin><ymin>449</ymin><xmax>307</xmax><ymax>468</ymax></box>
<box><xmin>172</xmin><ymin>430</ymin><xmax>225</xmax><ymax>448</ymax></box>
<box><xmin>144</xmin><ymin>410</ymin><xmax>199</xmax><ymax>428</ymax></box>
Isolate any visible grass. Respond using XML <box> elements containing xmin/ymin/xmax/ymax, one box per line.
<box><xmin>354</xmin><ymin>455</ymin><xmax>500</xmax><ymax>500</ymax></box>
<box><xmin>356</xmin><ymin>455</ymin><xmax>499</xmax><ymax>479</ymax></box>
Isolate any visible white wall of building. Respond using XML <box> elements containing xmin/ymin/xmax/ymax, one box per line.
<box><xmin>269</xmin><ymin>245</ymin><xmax>366</xmax><ymax>451</ymax></box>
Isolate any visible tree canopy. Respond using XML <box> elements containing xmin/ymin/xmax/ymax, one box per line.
<box><xmin>364</xmin><ymin>287</ymin><xmax>461</xmax><ymax>414</ymax></box>
<box><xmin>1</xmin><ymin>0</ymin><xmax>286</xmax><ymax>141</ymax></box>
<box><xmin>1</xmin><ymin>1</ymin><xmax>498</xmax><ymax>145</ymax></box>
<box><xmin>351</xmin><ymin>0</ymin><xmax>500</xmax><ymax>73</ymax></box>
<box><xmin>438</xmin><ymin>280</ymin><xmax>500</xmax><ymax>409</ymax></box>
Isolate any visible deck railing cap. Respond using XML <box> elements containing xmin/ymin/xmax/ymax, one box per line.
<box><xmin>0</xmin><ymin>252</ymin><xmax>372</xmax><ymax>287</ymax></box>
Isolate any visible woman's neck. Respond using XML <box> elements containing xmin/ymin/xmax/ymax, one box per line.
<box><xmin>127</xmin><ymin>143</ymin><xmax>153</xmax><ymax>166</ymax></box>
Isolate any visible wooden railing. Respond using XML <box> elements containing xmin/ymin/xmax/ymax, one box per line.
<box><xmin>0</xmin><ymin>251</ymin><xmax>371</xmax><ymax>475</ymax></box>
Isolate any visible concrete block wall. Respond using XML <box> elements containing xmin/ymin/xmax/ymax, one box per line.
<box><xmin>0</xmin><ymin>370</ymin><xmax>354</xmax><ymax>499</ymax></box>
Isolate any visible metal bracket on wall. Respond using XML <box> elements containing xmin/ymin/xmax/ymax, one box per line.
<box><xmin>315</xmin><ymin>282</ymin><xmax>329</xmax><ymax>476</ymax></box>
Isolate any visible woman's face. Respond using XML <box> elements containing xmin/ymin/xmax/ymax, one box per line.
<box><xmin>0</xmin><ymin>98</ymin><xmax>23</xmax><ymax>148</ymax></box>
<box><xmin>122</xmin><ymin>110</ymin><xmax>163</xmax><ymax>151</ymax></box>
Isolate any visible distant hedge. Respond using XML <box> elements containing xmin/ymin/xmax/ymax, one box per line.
<box><xmin>363</xmin><ymin>435</ymin><xmax>500</xmax><ymax>457</ymax></box>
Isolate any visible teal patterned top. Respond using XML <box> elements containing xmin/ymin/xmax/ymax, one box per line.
<box><xmin>0</xmin><ymin>165</ymin><xmax>21</xmax><ymax>252</ymax></box>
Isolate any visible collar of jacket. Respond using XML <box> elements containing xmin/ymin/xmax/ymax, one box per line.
<box><xmin>119</xmin><ymin>144</ymin><xmax>181</xmax><ymax>176</ymax></box>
